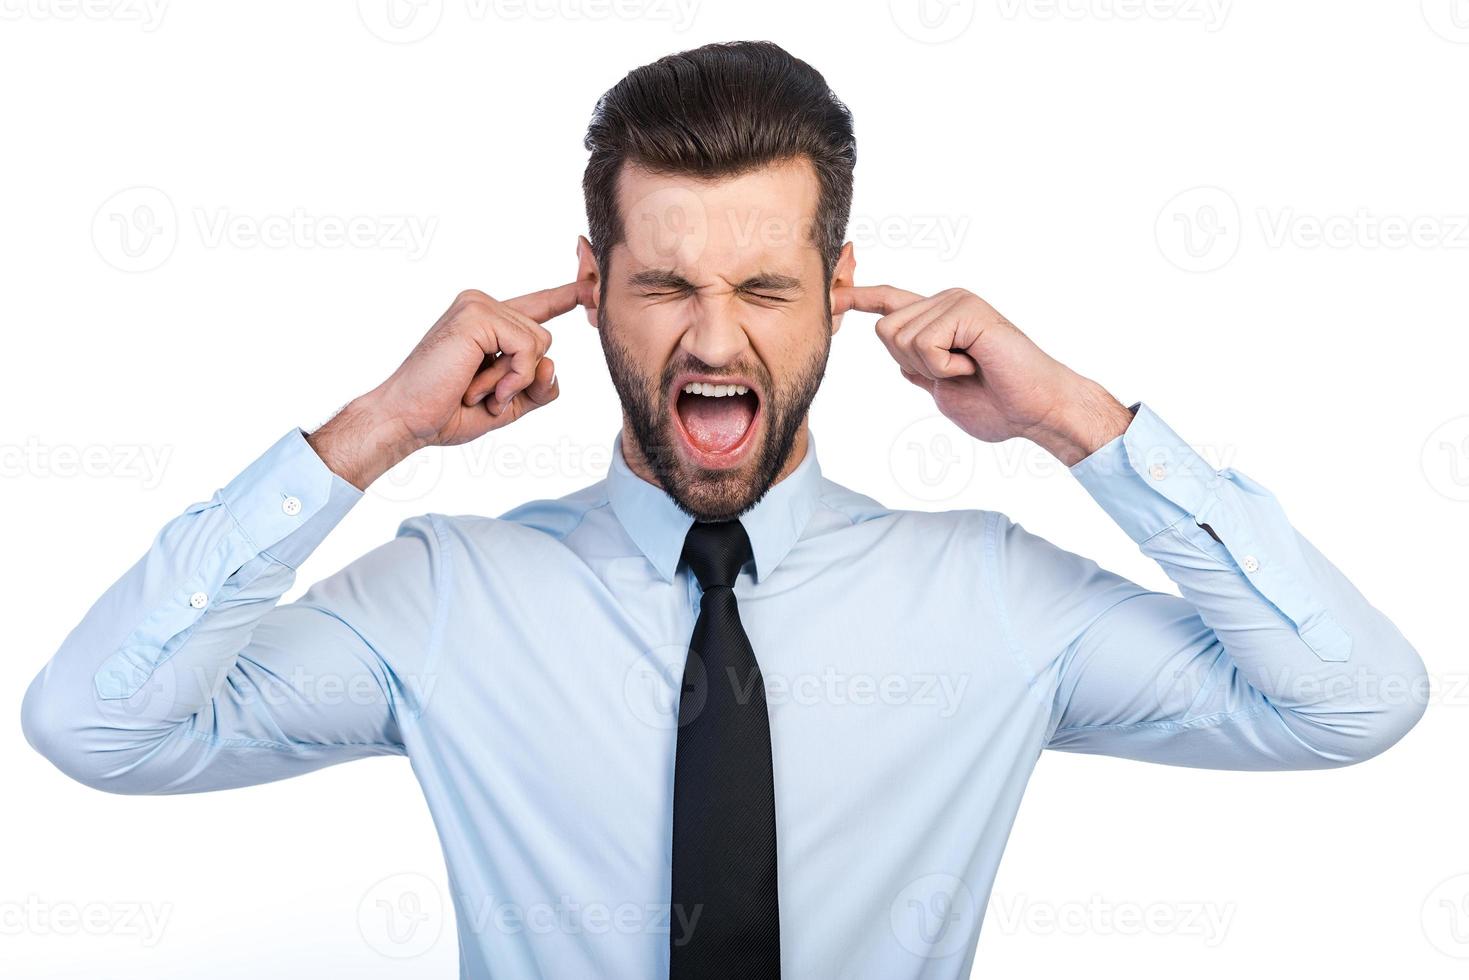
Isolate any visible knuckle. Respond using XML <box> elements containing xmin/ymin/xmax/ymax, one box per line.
<box><xmin>454</xmin><ymin>290</ymin><xmax>499</xmax><ymax>320</ymax></box>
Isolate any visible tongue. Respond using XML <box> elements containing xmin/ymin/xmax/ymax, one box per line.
<box><xmin>679</xmin><ymin>394</ymin><xmax>756</xmax><ymax>453</ymax></box>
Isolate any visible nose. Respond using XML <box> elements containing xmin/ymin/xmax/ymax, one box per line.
<box><xmin>679</xmin><ymin>293</ymin><xmax>751</xmax><ymax>369</ymax></box>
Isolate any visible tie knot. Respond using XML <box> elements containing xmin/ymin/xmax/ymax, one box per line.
<box><xmin>681</xmin><ymin>519</ymin><xmax>753</xmax><ymax>591</ymax></box>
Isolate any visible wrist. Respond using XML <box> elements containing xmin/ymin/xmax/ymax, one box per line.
<box><xmin>307</xmin><ymin>395</ymin><xmax>422</xmax><ymax>491</ymax></box>
<box><xmin>1025</xmin><ymin>377</ymin><xmax>1133</xmax><ymax>467</ymax></box>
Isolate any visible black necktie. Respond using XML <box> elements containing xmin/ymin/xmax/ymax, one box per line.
<box><xmin>670</xmin><ymin>519</ymin><xmax>781</xmax><ymax>978</ymax></box>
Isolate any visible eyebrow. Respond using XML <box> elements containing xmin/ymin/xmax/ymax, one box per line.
<box><xmin>627</xmin><ymin>269</ymin><xmax>804</xmax><ymax>293</ymax></box>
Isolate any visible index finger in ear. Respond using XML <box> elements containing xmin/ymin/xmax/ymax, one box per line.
<box><xmin>832</xmin><ymin>284</ymin><xmax>926</xmax><ymax>317</ymax></box>
<box><xmin>503</xmin><ymin>280</ymin><xmax>596</xmax><ymax>324</ymax></box>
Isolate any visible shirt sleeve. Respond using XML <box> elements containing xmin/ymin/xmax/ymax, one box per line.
<box><xmin>20</xmin><ymin>428</ymin><xmax>445</xmax><ymax>794</ymax></box>
<box><xmin>988</xmin><ymin>402</ymin><xmax>1428</xmax><ymax>770</ymax></box>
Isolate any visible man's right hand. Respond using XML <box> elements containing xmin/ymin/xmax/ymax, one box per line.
<box><xmin>307</xmin><ymin>282</ymin><xmax>594</xmax><ymax>490</ymax></box>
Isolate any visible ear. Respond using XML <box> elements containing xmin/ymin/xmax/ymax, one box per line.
<box><xmin>827</xmin><ymin>241</ymin><xmax>856</xmax><ymax>336</ymax></box>
<box><xmin>576</xmin><ymin>235</ymin><xmax>601</xmax><ymax>329</ymax></box>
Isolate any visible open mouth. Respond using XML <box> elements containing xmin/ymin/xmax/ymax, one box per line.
<box><xmin>672</xmin><ymin>378</ymin><xmax>762</xmax><ymax>468</ymax></box>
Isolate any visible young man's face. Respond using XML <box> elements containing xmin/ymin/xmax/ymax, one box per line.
<box><xmin>578</xmin><ymin>156</ymin><xmax>855</xmax><ymax>521</ymax></box>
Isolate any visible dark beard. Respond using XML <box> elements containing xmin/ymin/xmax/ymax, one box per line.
<box><xmin>598</xmin><ymin>304</ymin><xmax>830</xmax><ymax>522</ymax></box>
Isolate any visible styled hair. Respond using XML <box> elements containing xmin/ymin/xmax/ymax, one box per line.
<box><xmin>582</xmin><ymin>40</ymin><xmax>856</xmax><ymax>294</ymax></box>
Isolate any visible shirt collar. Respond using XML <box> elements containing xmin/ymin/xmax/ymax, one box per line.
<box><xmin>605</xmin><ymin>430</ymin><xmax>825</xmax><ymax>585</ymax></box>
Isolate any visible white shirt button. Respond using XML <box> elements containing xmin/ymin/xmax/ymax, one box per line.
<box><xmin>189</xmin><ymin>591</ymin><xmax>209</xmax><ymax>609</ymax></box>
<box><xmin>281</xmin><ymin>495</ymin><xmax>302</xmax><ymax>516</ymax></box>
<box><xmin>1241</xmin><ymin>555</ymin><xmax>1260</xmax><ymax>573</ymax></box>
<box><xmin>1149</xmin><ymin>463</ymin><xmax>1168</xmax><ymax>481</ymax></box>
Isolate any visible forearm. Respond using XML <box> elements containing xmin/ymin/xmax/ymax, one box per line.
<box><xmin>1066</xmin><ymin>404</ymin><xmax>1428</xmax><ymax>765</ymax></box>
<box><xmin>20</xmin><ymin>428</ymin><xmax>377</xmax><ymax>792</ymax></box>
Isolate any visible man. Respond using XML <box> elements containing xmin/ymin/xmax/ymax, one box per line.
<box><xmin>22</xmin><ymin>40</ymin><xmax>1427</xmax><ymax>979</ymax></box>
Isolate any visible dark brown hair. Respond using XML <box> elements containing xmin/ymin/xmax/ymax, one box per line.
<box><xmin>582</xmin><ymin>40</ymin><xmax>856</xmax><ymax>297</ymax></box>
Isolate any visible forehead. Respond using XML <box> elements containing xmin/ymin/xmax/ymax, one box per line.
<box><xmin>612</xmin><ymin>157</ymin><xmax>822</xmax><ymax>278</ymax></box>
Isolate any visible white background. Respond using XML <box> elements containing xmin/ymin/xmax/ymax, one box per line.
<box><xmin>3</xmin><ymin>1</ymin><xmax>1468</xmax><ymax>976</ymax></box>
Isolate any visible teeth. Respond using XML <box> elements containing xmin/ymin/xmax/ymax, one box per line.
<box><xmin>681</xmin><ymin>382</ymin><xmax>750</xmax><ymax>397</ymax></box>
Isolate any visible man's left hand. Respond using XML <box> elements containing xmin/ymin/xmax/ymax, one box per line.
<box><xmin>833</xmin><ymin>285</ymin><xmax>1134</xmax><ymax>466</ymax></box>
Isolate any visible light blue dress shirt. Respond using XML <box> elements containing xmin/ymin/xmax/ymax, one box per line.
<box><xmin>21</xmin><ymin>402</ymin><xmax>1427</xmax><ymax>978</ymax></box>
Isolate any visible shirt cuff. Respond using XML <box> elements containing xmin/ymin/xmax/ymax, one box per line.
<box><xmin>1067</xmin><ymin>401</ymin><xmax>1212</xmax><ymax>544</ymax></box>
<box><xmin>1066</xmin><ymin>401</ymin><xmax>1352</xmax><ymax>663</ymax></box>
<box><xmin>219</xmin><ymin>427</ymin><xmax>365</xmax><ymax>569</ymax></box>
<box><xmin>94</xmin><ymin>428</ymin><xmax>365</xmax><ymax>700</ymax></box>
